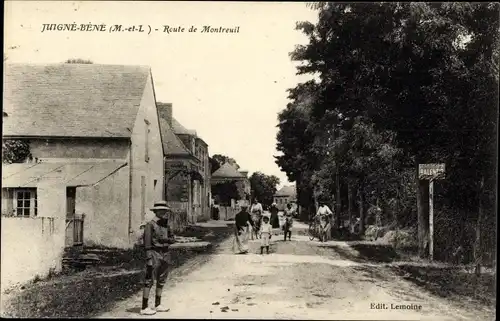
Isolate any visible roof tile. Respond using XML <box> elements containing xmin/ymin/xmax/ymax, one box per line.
<box><xmin>3</xmin><ymin>63</ymin><xmax>150</xmax><ymax>138</ymax></box>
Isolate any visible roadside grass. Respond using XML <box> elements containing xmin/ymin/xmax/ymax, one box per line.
<box><xmin>390</xmin><ymin>264</ymin><xmax>496</xmax><ymax>308</ymax></box>
<box><xmin>0</xmin><ymin>224</ymin><xmax>233</xmax><ymax>318</ymax></box>
<box><xmin>320</xmin><ymin>238</ymin><xmax>496</xmax><ymax>309</ymax></box>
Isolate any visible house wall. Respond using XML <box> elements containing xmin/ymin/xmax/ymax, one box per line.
<box><xmin>165</xmin><ymin>159</ymin><xmax>192</xmax><ymax>226</ymax></box>
<box><xmin>274</xmin><ymin>196</ymin><xmax>296</xmax><ymax>211</ymax></box>
<box><xmin>75</xmin><ymin>165</ymin><xmax>130</xmax><ymax>248</ymax></box>
<box><xmin>129</xmin><ymin>73</ymin><xmax>165</xmax><ymax>237</ymax></box>
<box><xmin>28</xmin><ymin>138</ymin><xmax>129</xmax><ymax>160</ymax></box>
<box><xmin>1</xmin><ymin>185</ymin><xmax>66</xmax><ymax>291</ymax></box>
<box><xmin>195</xmin><ymin>139</ymin><xmax>211</xmax><ymax>222</ymax></box>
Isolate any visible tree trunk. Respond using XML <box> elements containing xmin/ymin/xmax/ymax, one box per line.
<box><xmin>474</xmin><ymin>176</ymin><xmax>484</xmax><ymax>276</ymax></box>
<box><xmin>335</xmin><ymin>172</ymin><xmax>341</xmax><ymax>228</ymax></box>
<box><xmin>358</xmin><ymin>186</ymin><xmax>365</xmax><ymax>235</ymax></box>
<box><xmin>417</xmin><ymin>178</ymin><xmax>430</xmax><ymax>258</ymax></box>
<box><xmin>348</xmin><ymin>182</ymin><xmax>354</xmax><ymax>233</ymax></box>
<box><xmin>375</xmin><ymin>197</ymin><xmax>382</xmax><ymax>226</ymax></box>
<box><xmin>393</xmin><ymin>185</ymin><xmax>400</xmax><ymax>227</ymax></box>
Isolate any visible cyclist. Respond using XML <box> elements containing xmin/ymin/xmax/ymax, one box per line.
<box><xmin>314</xmin><ymin>199</ymin><xmax>333</xmax><ymax>241</ymax></box>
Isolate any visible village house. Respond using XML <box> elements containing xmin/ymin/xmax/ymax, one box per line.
<box><xmin>211</xmin><ymin>163</ymin><xmax>251</xmax><ymax>220</ymax></box>
<box><xmin>274</xmin><ymin>185</ymin><xmax>297</xmax><ymax>211</ymax></box>
<box><xmin>157</xmin><ymin>103</ymin><xmax>211</xmax><ymax>223</ymax></box>
<box><xmin>1</xmin><ymin>63</ymin><xmax>164</xmax><ymax>289</ymax></box>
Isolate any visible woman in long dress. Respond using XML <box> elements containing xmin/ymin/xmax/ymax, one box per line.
<box><xmin>269</xmin><ymin>203</ymin><xmax>280</xmax><ymax>229</ymax></box>
<box><xmin>233</xmin><ymin>205</ymin><xmax>254</xmax><ymax>254</ymax></box>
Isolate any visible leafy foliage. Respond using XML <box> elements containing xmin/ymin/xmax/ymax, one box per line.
<box><xmin>209</xmin><ymin>157</ymin><xmax>220</xmax><ymax>174</ymax></box>
<box><xmin>277</xmin><ymin>2</ymin><xmax>498</xmax><ymax>262</ymax></box>
<box><xmin>211</xmin><ymin>154</ymin><xmax>240</xmax><ymax>170</ymax></box>
<box><xmin>211</xmin><ymin>181</ymin><xmax>240</xmax><ymax>206</ymax></box>
<box><xmin>249</xmin><ymin>172</ymin><xmax>280</xmax><ymax>206</ymax></box>
<box><xmin>2</xmin><ymin>139</ymin><xmax>32</xmax><ymax>164</ymax></box>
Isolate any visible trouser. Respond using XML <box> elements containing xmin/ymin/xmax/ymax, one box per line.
<box><xmin>144</xmin><ymin>250</ymin><xmax>171</xmax><ymax>287</ymax></box>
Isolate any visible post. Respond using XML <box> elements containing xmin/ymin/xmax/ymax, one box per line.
<box><xmin>429</xmin><ymin>179</ymin><xmax>434</xmax><ymax>261</ymax></box>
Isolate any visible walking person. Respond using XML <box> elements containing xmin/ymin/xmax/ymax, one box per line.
<box><xmin>260</xmin><ymin>214</ymin><xmax>272</xmax><ymax>254</ymax></box>
<box><xmin>234</xmin><ymin>205</ymin><xmax>254</xmax><ymax>254</ymax></box>
<box><xmin>140</xmin><ymin>201</ymin><xmax>176</xmax><ymax>315</ymax></box>
<box><xmin>283</xmin><ymin>204</ymin><xmax>294</xmax><ymax>241</ymax></box>
<box><xmin>250</xmin><ymin>199</ymin><xmax>263</xmax><ymax>239</ymax></box>
<box><xmin>269</xmin><ymin>203</ymin><xmax>280</xmax><ymax>230</ymax></box>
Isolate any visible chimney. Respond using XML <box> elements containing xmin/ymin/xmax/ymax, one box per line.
<box><xmin>157</xmin><ymin>102</ymin><xmax>173</xmax><ymax>126</ymax></box>
<box><xmin>239</xmin><ymin>171</ymin><xmax>248</xmax><ymax>177</ymax></box>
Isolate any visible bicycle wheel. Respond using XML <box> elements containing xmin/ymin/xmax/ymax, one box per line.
<box><xmin>308</xmin><ymin>222</ymin><xmax>316</xmax><ymax>241</ymax></box>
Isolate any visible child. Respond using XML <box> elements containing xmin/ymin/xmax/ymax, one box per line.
<box><xmin>260</xmin><ymin>215</ymin><xmax>272</xmax><ymax>254</ymax></box>
<box><xmin>140</xmin><ymin>201</ymin><xmax>176</xmax><ymax>315</ymax></box>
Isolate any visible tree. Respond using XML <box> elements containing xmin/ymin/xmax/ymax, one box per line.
<box><xmin>249</xmin><ymin>172</ymin><xmax>280</xmax><ymax>206</ymax></box>
<box><xmin>2</xmin><ymin>139</ymin><xmax>32</xmax><ymax>164</ymax></box>
<box><xmin>211</xmin><ymin>181</ymin><xmax>240</xmax><ymax>206</ymax></box>
<box><xmin>209</xmin><ymin>157</ymin><xmax>220</xmax><ymax>174</ymax></box>
<box><xmin>211</xmin><ymin>154</ymin><xmax>240</xmax><ymax>170</ymax></box>
<box><xmin>275</xmin><ymin>82</ymin><xmax>320</xmax><ymax>220</ymax></box>
<box><xmin>279</xmin><ymin>2</ymin><xmax>498</xmax><ymax>262</ymax></box>
<box><xmin>65</xmin><ymin>58</ymin><xmax>93</xmax><ymax>64</ymax></box>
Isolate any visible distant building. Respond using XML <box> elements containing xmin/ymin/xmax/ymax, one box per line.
<box><xmin>157</xmin><ymin>103</ymin><xmax>211</xmax><ymax>223</ymax></box>
<box><xmin>273</xmin><ymin>185</ymin><xmax>297</xmax><ymax>211</ymax></box>
<box><xmin>211</xmin><ymin>164</ymin><xmax>250</xmax><ymax>202</ymax></box>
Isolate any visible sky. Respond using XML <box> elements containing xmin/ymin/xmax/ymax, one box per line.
<box><xmin>4</xmin><ymin>1</ymin><xmax>317</xmax><ymax>188</ymax></box>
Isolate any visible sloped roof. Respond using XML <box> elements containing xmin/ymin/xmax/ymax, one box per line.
<box><xmin>2</xmin><ymin>161</ymin><xmax>127</xmax><ymax>187</ymax></box>
<box><xmin>3</xmin><ymin>63</ymin><xmax>150</xmax><ymax>138</ymax></box>
<box><xmin>172</xmin><ymin>118</ymin><xmax>197</xmax><ymax>136</ymax></box>
<box><xmin>158</xmin><ymin>117</ymin><xmax>191</xmax><ymax>157</ymax></box>
<box><xmin>212</xmin><ymin>163</ymin><xmax>245</xmax><ymax>179</ymax></box>
<box><xmin>275</xmin><ymin>185</ymin><xmax>296</xmax><ymax>197</ymax></box>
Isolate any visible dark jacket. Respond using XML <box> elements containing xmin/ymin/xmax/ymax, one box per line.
<box><xmin>235</xmin><ymin>210</ymin><xmax>254</xmax><ymax>232</ymax></box>
<box><xmin>270</xmin><ymin>206</ymin><xmax>279</xmax><ymax>216</ymax></box>
<box><xmin>144</xmin><ymin>218</ymin><xmax>176</xmax><ymax>254</ymax></box>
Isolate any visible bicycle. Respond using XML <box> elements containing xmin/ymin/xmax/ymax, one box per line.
<box><xmin>308</xmin><ymin>219</ymin><xmax>325</xmax><ymax>241</ymax></box>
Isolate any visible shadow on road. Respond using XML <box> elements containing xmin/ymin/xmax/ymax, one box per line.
<box><xmin>319</xmin><ymin>239</ymin><xmax>496</xmax><ymax>309</ymax></box>
<box><xmin>319</xmin><ymin>242</ymin><xmax>402</xmax><ymax>263</ymax></box>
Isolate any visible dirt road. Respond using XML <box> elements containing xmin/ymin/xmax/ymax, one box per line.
<box><xmin>99</xmin><ymin>221</ymin><xmax>494</xmax><ymax>320</ymax></box>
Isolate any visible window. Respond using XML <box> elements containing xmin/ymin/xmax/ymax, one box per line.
<box><xmin>14</xmin><ymin>189</ymin><xmax>37</xmax><ymax>217</ymax></box>
<box><xmin>144</xmin><ymin>120</ymin><xmax>150</xmax><ymax>162</ymax></box>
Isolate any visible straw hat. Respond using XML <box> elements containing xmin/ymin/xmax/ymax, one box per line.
<box><xmin>150</xmin><ymin>200</ymin><xmax>171</xmax><ymax>211</ymax></box>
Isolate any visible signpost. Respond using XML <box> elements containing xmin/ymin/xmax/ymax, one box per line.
<box><xmin>418</xmin><ymin>164</ymin><xmax>446</xmax><ymax>261</ymax></box>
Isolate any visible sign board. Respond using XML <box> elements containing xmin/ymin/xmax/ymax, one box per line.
<box><xmin>418</xmin><ymin>163</ymin><xmax>445</xmax><ymax>180</ymax></box>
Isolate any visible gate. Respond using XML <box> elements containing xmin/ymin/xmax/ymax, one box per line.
<box><xmin>65</xmin><ymin>213</ymin><xmax>85</xmax><ymax>247</ymax></box>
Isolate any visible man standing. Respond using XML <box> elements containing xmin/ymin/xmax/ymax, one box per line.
<box><xmin>234</xmin><ymin>205</ymin><xmax>254</xmax><ymax>254</ymax></box>
<box><xmin>140</xmin><ymin>201</ymin><xmax>176</xmax><ymax>315</ymax></box>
